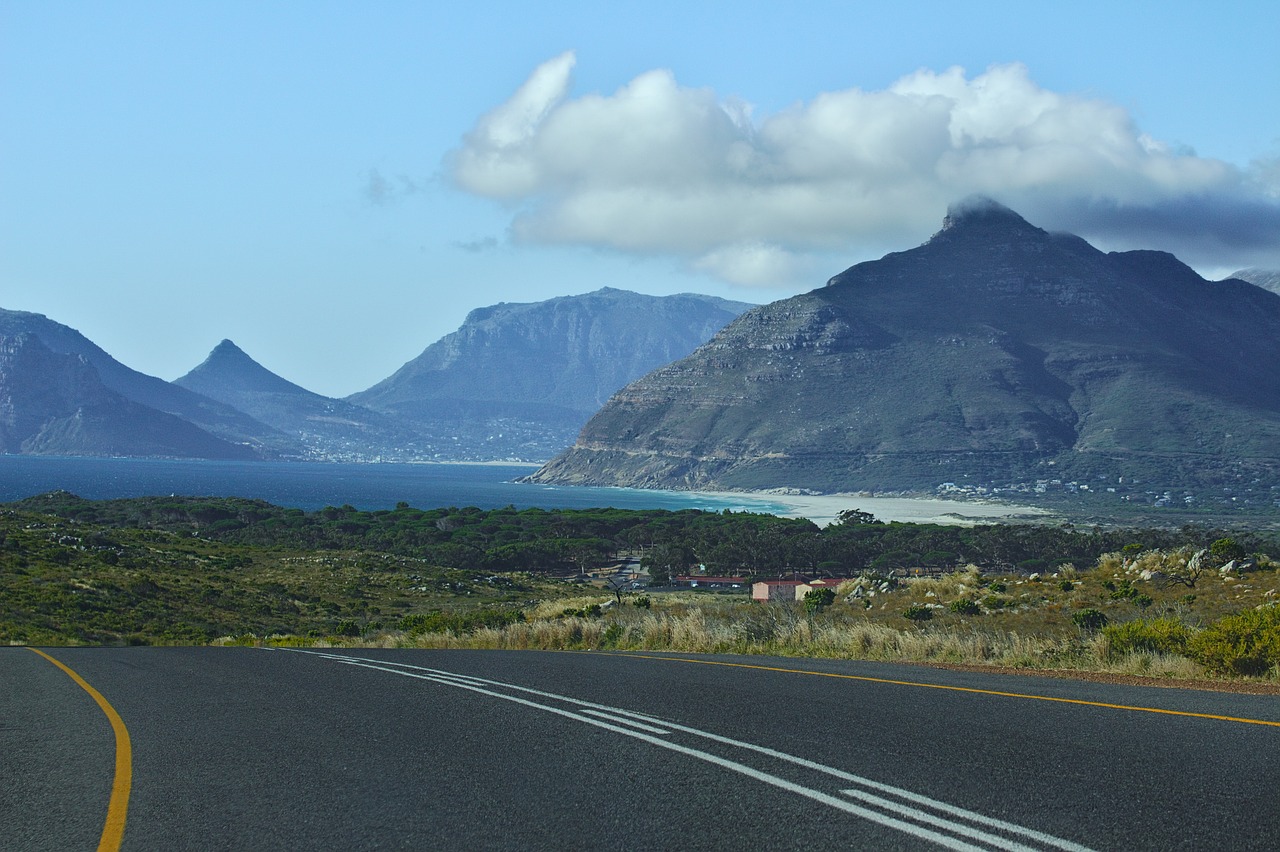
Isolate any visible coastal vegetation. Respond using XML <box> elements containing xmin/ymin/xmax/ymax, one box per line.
<box><xmin>2</xmin><ymin>493</ymin><xmax>1277</xmax><ymax>681</ymax></box>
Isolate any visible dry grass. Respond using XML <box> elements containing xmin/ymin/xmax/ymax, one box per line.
<box><xmin>259</xmin><ymin>549</ymin><xmax>1279</xmax><ymax>682</ymax></box>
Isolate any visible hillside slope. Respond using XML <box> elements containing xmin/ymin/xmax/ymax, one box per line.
<box><xmin>529</xmin><ymin>200</ymin><xmax>1280</xmax><ymax>498</ymax></box>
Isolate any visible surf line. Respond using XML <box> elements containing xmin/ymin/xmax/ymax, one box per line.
<box><xmin>29</xmin><ymin>649</ymin><xmax>132</xmax><ymax>852</ymax></box>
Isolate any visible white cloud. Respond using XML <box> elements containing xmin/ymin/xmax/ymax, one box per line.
<box><xmin>449</xmin><ymin>55</ymin><xmax>1280</xmax><ymax>284</ymax></box>
<box><xmin>693</xmin><ymin>243</ymin><xmax>811</xmax><ymax>288</ymax></box>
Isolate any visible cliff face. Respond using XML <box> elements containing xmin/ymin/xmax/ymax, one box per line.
<box><xmin>349</xmin><ymin>288</ymin><xmax>752</xmax><ymax>459</ymax></box>
<box><xmin>174</xmin><ymin>340</ymin><xmax>427</xmax><ymax>461</ymax></box>
<box><xmin>0</xmin><ymin>334</ymin><xmax>256</xmax><ymax>459</ymax></box>
<box><xmin>529</xmin><ymin>201</ymin><xmax>1280</xmax><ymax>493</ymax></box>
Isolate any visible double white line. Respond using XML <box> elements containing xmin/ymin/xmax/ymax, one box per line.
<box><xmin>288</xmin><ymin>650</ymin><xmax>1093</xmax><ymax>852</ymax></box>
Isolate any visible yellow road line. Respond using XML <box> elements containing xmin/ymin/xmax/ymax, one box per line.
<box><xmin>29</xmin><ymin>649</ymin><xmax>132</xmax><ymax>852</ymax></box>
<box><xmin>613</xmin><ymin>652</ymin><xmax>1280</xmax><ymax>729</ymax></box>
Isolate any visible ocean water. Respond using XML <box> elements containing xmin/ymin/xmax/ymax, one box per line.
<box><xmin>0</xmin><ymin>456</ymin><xmax>788</xmax><ymax>515</ymax></box>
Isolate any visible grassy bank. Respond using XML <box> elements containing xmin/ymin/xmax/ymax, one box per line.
<box><xmin>235</xmin><ymin>555</ymin><xmax>1280</xmax><ymax>682</ymax></box>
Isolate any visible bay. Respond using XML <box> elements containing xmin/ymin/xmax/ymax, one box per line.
<box><xmin>0</xmin><ymin>456</ymin><xmax>789</xmax><ymax>515</ymax></box>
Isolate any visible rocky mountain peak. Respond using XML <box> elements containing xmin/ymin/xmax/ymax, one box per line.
<box><xmin>178</xmin><ymin>340</ymin><xmax>309</xmax><ymax>397</ymax></box>
<box><xmin>926</xmin><ymin>196</ymin><xmax>1045</xmax><ymax>247</ymax></box>
<box><xmin>528</xmin><ymin>202</ymin><xmax>1280</xmax><ymax>497</ymax></box>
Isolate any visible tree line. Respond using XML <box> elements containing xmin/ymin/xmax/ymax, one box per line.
<box><xmin>10</xmin><ymin>492</ymin><xmax>1277</xmax><ymax>580</ymax></box>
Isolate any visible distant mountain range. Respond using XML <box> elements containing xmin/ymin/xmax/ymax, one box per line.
<box><xmin>528</xmin><ymin>200</ymin><xmax>1280</xmax><ymax>502</ymax></box>
<box><xmin>0</xmin><ymin>333</ymin><xmax>256</xmax><ymax>459</ymax></box>
<box><xmin>174</xmin><ymin>340</ymin><xmax>429</xmax><ymax>461</ymax></box>
<box><xmin>1</xmin><ymin>309</ymin><xmax>291</xmax><ymax>458</ymax></box>
<box><xmin>0</xmin><ymin>289</ymin><xmax>750</xmax><ymax>462</ymax></box>
<box><xmin>348</xmin><ymin>288</ymin><xmax>751</xmax><ymax>459</ymax></box>
<box><xmin>1231</xmin><ymin>268</ymin><xmax>1280</xmax><ymax>295</ymax></box>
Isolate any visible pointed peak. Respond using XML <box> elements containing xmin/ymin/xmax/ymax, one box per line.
<box><xmin>205</xmin><ymin>338</ymin><xmax>255</xmax><ymax>362</ymax></box>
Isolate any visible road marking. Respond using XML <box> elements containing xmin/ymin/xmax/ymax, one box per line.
<box><xmin>29</xmin><ymin>648</ymin><xmax>131</xmax><ymax>852</ymax></box>
<box><xmin>575</xmin><ymin>708</ymin><xmax>672</xmax><ymax>734</ymax></box>
<box><xmin>289</xmin><ymin>650</ymin><xmax>1092</xmax><ymax>851</ymax></box>
<box><xmin>612</xmin><ymin>652</ymin><xmax>1280</xmax><ymax>728</ymax></box>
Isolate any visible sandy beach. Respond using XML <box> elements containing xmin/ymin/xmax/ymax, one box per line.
<box><xmin>688</xmin><ymin>489</ymin><xmax>1053</xmax><ymax>526</ymax></box>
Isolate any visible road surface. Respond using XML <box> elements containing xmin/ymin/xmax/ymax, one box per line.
<box><xmin>4</xmin><ymin>647</ymin><xmax>1278</xmax><ymax>850</ymax></box>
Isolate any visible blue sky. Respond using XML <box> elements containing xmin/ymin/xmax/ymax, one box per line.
<box><xmin>3</xmin><ymin>1</ymin><xmax>1278</xmax><ymax>396</ymax></box>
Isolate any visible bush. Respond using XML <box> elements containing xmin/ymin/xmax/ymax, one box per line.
<box><xmin>948</xmin><ymin>598</ymin><xmax>980</xmax><ymax>616</ymax></box>
<box><xmin>1189</xmin><ymin>606</ymin><xmax>1280</xmax><ymax>676</ymax></box>
<box><xmin>1102</xmin><ymin>617</ymin><xmax>1190</xmax><ymax>656</ymax></box>
<box><xmin>804</xmin><ymin>588</ymin><xmax>836</xmax><ymax>613</ymax></box>
<box><xmin>903</xmin><ymin>603</ymin><xmax>933</xmax><ymax>622</ymax></box>
<box><xmin>1072</xmin><ymin>609</ymin><xmax>1109</xmax><ymax>631</ymax></box>
<box><xmin>1058</xmin><ymin>580</ymin><xmax>1075</xmax><ymax>592</ymax></box>
<box><xmin>601</xmin><ymin>623</ymin><xmax>624</xmax><ymax>647</ymax></box>
<box><xmin>398</xmin><ymin>609</ymin><xmax>522</xmax><ymax>634</ymax></box>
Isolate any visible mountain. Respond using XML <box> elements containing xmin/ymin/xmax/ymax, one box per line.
<box><xmin>1230</xmin><ymin>268</ymin><xmax>1280</xmax><ymax>295</ymax></box>
<box><xmin>174</xmin><ymin>340</ymin><xmax>428</xmax><ymax>461</ymax></box>
<box><xmin>528</xmin><ymin>199</ymin><xmax>1280</xmax><ymax>498</ymax></box>
<box><xmin>0</xmin><ymin>309</ymin><xmax>294</xmax><ymax>456</ymax></box>
<box><xmin>0</xmin><ymin>333</ymin><xmax>256</xmax><ymax>459</ymax></box>
<box><xmin>349</xmin><ymin>288</ymin><xmax>753</xmax><ymax>460</ymax></box>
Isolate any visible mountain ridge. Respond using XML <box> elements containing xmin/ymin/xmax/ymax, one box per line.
<box><xmin>0</xmin><ymin>333</ymin><xmax>257</xmax><ymax>459</ymax></box>
<box><xmin>348</xmin><ymin>287</ymin><xmax>753</xmax><ymax>459</ymax></box>
<box><xmin>527</xmin><ymin>201</ymin><xmax>1280</xmax><ymax>500</ymax></box>
<box><xmin>0</xmin><ymin>309</ymin><xmax>294</xmax><ymax>455</ymax></box>
<box><xmin>174</xmin><ymin>339</ymin><xmax>429</xmax><ymax>461</ymax></box>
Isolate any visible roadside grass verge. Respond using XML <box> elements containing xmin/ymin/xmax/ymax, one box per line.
<box><xmin>288</xmin><ymin>550</ymin><xmax>1280</xmax><ymax>682</ymax></box>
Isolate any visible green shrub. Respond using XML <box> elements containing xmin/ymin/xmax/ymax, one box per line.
<box><xmin>398</xmin><ymin>609</ymin><xmax>522</xmax><ymax>634</ymax></box>
<box><xmin>1102</xmin><ymin>617</ymin><xmax>1190</xmax><ymax>656</ymax></box>
<box><xmin>903</xmin><ymin>603</ymin><xmax>933</xmax><ymax>622</ymax></box>
<box><xmin>1072</xmin><ymin>609</ymin><xmax>1109</xmax><ymax>631</ymax></box>
<box><xmin>1109</xmin><ymin>581</ymin><xmax>1138</xmax><ymax>601</ymax></box>
<box><xmin>1210</xmin><ymin>538</ymin><xmax>1245</xmax><ymax>564</ymax></box>
<box><xmin>1189</xmin><ymin>606</ymin><xmax>1280</xmax><ymax>676</ymax></box>
<box><xmin>948</xmin><ymin>598</ymin><xmax>980</xmax><ymax>616</ymax></box>
<box><xmin>1058</xmin><ymin>580</ymin><xmax>1075</xmax><ymax>592</ymax></box>
<box><xmin>601</xmin><ymin>623</ymin><xmax>624</xmax><ymax>647</ymax></box>
<box><xmin>804</xmin><ymin>588</ymin><xmax>836</xmax><ymax>613</ymax></box>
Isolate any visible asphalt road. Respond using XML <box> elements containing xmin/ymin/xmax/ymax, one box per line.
<box><xmin>4</xmin><ymin>647</ymin><xmax>1279</xmax><ymax>850</ymax></box>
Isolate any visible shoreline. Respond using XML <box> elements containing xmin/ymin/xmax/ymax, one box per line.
<box><xmin>685</xmin><ymin>488</ymin><xmax>1053</xmax><ymax>526</ymax></box>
